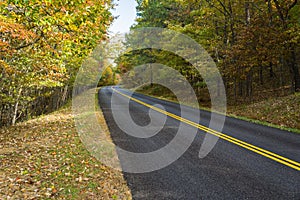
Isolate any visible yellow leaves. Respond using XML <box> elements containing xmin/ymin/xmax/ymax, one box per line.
<box><xmin>0</xmin><ymin>0</ymin><xmax>114</xmax><ymax>126</ymax></box>
<box><xmin>69</xmin><ymin>24</ymin><xmax>78</xmax><ymax>32</ymax></box>
<box><xmin>42</xmin><ymin>26</ymin><xmax>52</xmax><ymax>34</ymax></box>
<box><xmin>0</xmin><ymin>60</ymin><xmax>15</xmax><ymax>75</ymax></box>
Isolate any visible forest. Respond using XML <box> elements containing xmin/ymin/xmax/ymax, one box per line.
<box><xmin>1</xmin><ymin>0</ymin><xmax>300</xmax><ymax>127</ymax></box>
<box><xmin>0</xmin><ymin>0</ymin><xmax>113</xmax><ymax>126</ymax></box>
<box><xmin>0</xmin><ymin>0</ymin><xmax>299</xmax><ymax>198</ymax></box>
<box><xmin>118</xmin><ymin>0</ymin><xmax>300</xmax><ymax>107</ymax></box>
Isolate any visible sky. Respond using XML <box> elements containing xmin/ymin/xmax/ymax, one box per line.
<box><xmin>109</xmin><ymin>0</ymin><xmax>138</xmax><ymax>34</ymax></box>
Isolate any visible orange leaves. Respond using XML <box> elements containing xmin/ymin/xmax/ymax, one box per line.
<box><xmin>0</xmin><ymin>0</ymin><xmax>113</xmax><ymax>126</ymax></box>
<box><xmin>61</xmin><ymin>6</ymin><xmax>67</xmax><ymax>13</ymax></box>
<box><xmin>0</xmin><ymin>40</ymin><xmax>10</xmax><ymax>53</ymax></box>
<box><xmin>0</xmin><ymin>20</ymin><xmax>37</xmax><ymax>42</ymax></box>
<box><xmin>0</xmin><ymin>17</ymin><xmax>38</xmax><ymax>59</ymax></box>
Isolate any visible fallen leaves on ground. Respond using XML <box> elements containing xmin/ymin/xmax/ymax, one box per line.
<box><xmin>228</xmin><ymin>93</ymin><xmax>300</xmax><ymax>130</ymax></box>
<box><xmin>0</xmin><ymin>104</ymin><xmax>131</xmax><ymax>199</ymax></box>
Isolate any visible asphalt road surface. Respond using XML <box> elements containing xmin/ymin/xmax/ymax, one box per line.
<box><xmin>98</xmin><ymin>86</ymin><xmax>300</xmax><ymax>200</ymax></box>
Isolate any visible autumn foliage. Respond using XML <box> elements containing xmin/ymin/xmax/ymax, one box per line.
<box><xmin>0</xmin><ymin>0</ymin><xmax>113</xmax><ymax>126</ymax></box>
<box><xmin>119</xmin><ymin>0</ymin><xmax>300</xmax><ymax>104</ymax></box>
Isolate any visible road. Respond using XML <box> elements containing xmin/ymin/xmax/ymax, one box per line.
<box><xmin>98</xmin><ymin>86</ymin><xmax>300</xmax><ymax>199</ymax></box>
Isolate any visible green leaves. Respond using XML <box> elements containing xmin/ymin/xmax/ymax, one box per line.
<box><xmin>120</xmin><ymin>0</ymin><xmax>300</xmax><ymax>104</ymax></box>
<box><xmin>0</xmin><ymin>0</ymin><xmax>113</xmax><ymax>126</ymax></box>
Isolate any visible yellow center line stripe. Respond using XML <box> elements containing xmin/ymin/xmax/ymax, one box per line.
<box><xmin>112</xmin><ymin>88</ymin><xmax>300</xmax><ymax>171</ymax></box>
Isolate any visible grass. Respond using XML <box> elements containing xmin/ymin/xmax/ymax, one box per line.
<box><xmin>0</xmin><ymin>97</ymin><xmax>132</xmax><ymax>199</ymax></box>
<box><xmin>134</xmin><ymin>84</ymin><xmax>300</xmax><ymax>134</ymax></box>
<box><xmin>227</xmin><ymin>92</ymin><xmax>300</xmax><ymax>133</ymax></box>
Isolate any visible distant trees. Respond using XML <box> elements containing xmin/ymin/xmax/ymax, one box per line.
<box><xmin>118</xmin><ymin>0</ymin><xmax>300</xmax><ymax>104</ymax></box>
<box><xmin>0</xmin><ymin>0</ymin><xmax>113</xmax><ymax>126</ymax></box>
<box><xmin>223</xmin><ymin>0</ymin><xmax>300</xmax><ymax>100</ymax></box>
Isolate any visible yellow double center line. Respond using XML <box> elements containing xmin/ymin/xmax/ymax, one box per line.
<box><xmin>112</xmin><ymin>88</ymin><xmax>300</xmax><ymax>171</ymax></box>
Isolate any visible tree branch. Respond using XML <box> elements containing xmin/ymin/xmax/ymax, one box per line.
<box><xmin>288</xmin><ymin>0</ymin><xmax>298</xmax><ymax>11</ymax></box>
<box><xmin>14</xmin><ymin>36</ymin><xmax>42</xmax><ymax>50</ymax></box>
<box><xmin>273</xmin><ymin>0</ymin><xmax>285</xmax><ymax>23</ymax></box>
<box><xmin>205</xmin><ymin>0</ymin><xmax>228</xmax><ymax>16</ymax></box>
<box><xmin>216</xmin><ymin>0</ymin><xmax>232</xmax><ymax>17</ymax></box>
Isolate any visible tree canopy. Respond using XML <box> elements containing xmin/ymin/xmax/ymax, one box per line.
<box><xmin>0</xmin><ymin>0</ymin><xmax>113</xmax><ymax>126</ymax></box>
<box><xmin>118</xmin><ymin>0</ymin><xmax>300</xmax><ymax>104</ymax></box>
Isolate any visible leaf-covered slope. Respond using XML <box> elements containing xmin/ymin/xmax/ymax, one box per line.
<box><xmin>0</xmin><ymin>103</ymin><xmax>131</xmax><ymax>199</ymax></box>
<box><xmin>228</xmin><ymin>93</ymin><xmax>300</xmax><ymax>130</ymax></box>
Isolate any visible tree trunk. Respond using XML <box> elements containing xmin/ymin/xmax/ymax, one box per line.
<box><xmin>62</xmin><ymin>85</ymin><xmax>69</xmax><ymax>103</ymax></box>
<box><xmin>12</xmin><ymin>88</ymin><xmax>22</xmax><ymax>125</ymax></box>
<box><xmin>239</xmin><ymin>79</ymin><xmax>243</xmax><ymax>97</ymax></box>
<box><xmin>150</xmin><ymin>64</ymin><xmax>153</xmax><ymax>87</ymax></box>
<box><xmin>267</xmin><ymin>0</ymin><xmax>272</xmax><ymax>25</ymax></box>
<box><xmin>245</xmin><ymin>1</ymin><xmax>251</xmax><ymax>25</ymax></box>
<box><xmin>234</xmin><ymin>77</ymin><xmax>237</xmax><ymax>102</ymax></box>
<box><xmin>246</xmin><ymin>70</ymin><xmax>253</xmax><ymax>101</ymax></box>
<box><xmin>259</xmin><ymin>65</ymin><xmax>263</xmax><ymax>85</ymax></box>
<box><xmin>290</xmin><ymin>47</ymin><xmax>300</xmax><ymax>92</ymax></box>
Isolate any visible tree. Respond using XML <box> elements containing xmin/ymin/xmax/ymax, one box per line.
<box><xmin>0</xmin><ymin>0</ymin><xmax>113</xmax><ymax>126</ymax></box>
<box><xmin>118</xmin><ymin>0</ymin><xmax>300</xmax><ymax>106</ymax></box>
